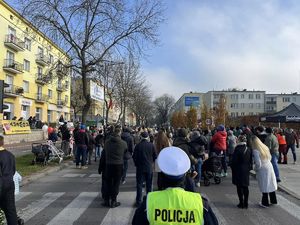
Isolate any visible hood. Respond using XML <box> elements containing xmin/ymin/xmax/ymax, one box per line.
<box><xmin>173</xmin><ymin>137</ymin><xmax>188</xmax><ymax>146</ymax></box>
<box><xmin>109</xmin><ymin>135</ymin><xmax>121</xmax><ymax>142</ymax></box>
<box><xmin>121</xmin><ymin>131</ymin><xmax>131</xmax><ymax>139</ymax></box>
<box><xmin>217</xmin><ymin>131</ymin><xmax>227</xmax><ymax>137</ymax></box>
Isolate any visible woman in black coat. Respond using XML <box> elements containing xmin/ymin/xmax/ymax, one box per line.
<box><xmin>231</xmin><ymin>135</ymin><xmax>252</xmax><ymax>209</ymax></box>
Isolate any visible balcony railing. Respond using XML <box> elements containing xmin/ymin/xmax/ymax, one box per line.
<box><xmin>36</xmin><ymin>93</ymin><xmax>49</xmax><ymax>102</ymax></box>
<box><xmin>36</xmin><ymin>53</ymin><xmax>50</xmax><ymax>66</ymax></box>
<box><xmin>57</xmin><ymin>64</ymin><xmax>69</xmax><ymax>76</ymax></box>
<box><xmin>35</xmin><ymin>73</ymin><xmax>50</xmax><ymax>85</ymax></box>
<box><xmin>3</xmin><ymin>59</ymin><xmax>23</xmax><ymax>73</ymax></box>
<box><xmin>4</xmin><ymin>34</ymin><xmax>25</xmax><ymax>51</ymax></box>
<box><xmin>4</xmin><ymin>84</ymin><xmax>24</xmax><ymax>97</ymax></box>
<box><xmin>57</xmin><ymin>99</ymin><xmax>65</xmax><ymax>106</ymax></box>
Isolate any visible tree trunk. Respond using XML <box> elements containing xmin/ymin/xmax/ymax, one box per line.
<box><xmin>81</xmin><ymin>68</ymin><xmax>91</xmax><ymax>124</ymax></box>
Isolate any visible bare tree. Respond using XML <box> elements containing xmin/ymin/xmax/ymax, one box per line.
<box><xmin>153</xmin><ymin>94</ymin><xmax>175</xmax><ymax>126</ymax></box>
<box><xmin>17</xmin><ymin>0</ymin><xmax>164</xmax><ymax>123</ymax></box>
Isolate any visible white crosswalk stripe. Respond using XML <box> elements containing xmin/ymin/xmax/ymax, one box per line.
<box><xmin>15</xmin><ymin>192</ymin><xmax>32</xmax><ymax>202</ymax></box>
<box><xmin>46</xmin><ymin>192</ymin><xmax>99</xmax><ymax>225</ymax></box>
<box><xmin>100</xmin><ymin>191</ymin><xmax>136</xmax><ymax>225</ymax></box>
<box><xmin>201</xmin><ymin>193</ymin><xmax>228</xmax><ymax>225</ymax></box>
<box><xmin>62</xmin><ymin>173</ymin><xmax>86</xmax><ymax>178</ymax></box>
<box><xmin>18</xmin><ymin>192</ymin><xmax>64</xmax><ymax>223</ymax></box>
<box><xmin>225</xmin><ymin>194</ymin><xmax>281</xmax><ymax>225</ymax></box>
<box><xmin>277</xmin><ymin>194</ymin><xmax>300</xmax><ymax>221</ymax></box>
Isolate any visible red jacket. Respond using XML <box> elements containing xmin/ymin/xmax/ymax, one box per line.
<box><xmin>211</xmin><ymin>131</ymin><xmax>227</xmax><ymax>151</ymax></box>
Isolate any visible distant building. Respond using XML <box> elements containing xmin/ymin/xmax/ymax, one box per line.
<box><xmin>265</xmin><ymin>93</ymin><xmax>300</xmax><ymax>113</ymax></box>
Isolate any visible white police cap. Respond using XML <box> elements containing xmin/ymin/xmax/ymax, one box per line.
<box><xmin>157</xmin><ymin>146</ymin><xmax>191</xmax><ymax>176</ymax></box>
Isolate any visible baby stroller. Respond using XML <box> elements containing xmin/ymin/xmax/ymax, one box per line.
<box><xmin>31</xmin><ymin>143</ymin><xmax>51</xmax><ymax>166</ymax></box>
<box><xmin>202</xmin><ymin>153</ymin><xmax>222</xmax><ymax>186</ymax></box>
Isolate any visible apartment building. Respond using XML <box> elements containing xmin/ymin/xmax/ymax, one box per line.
<box><xmin>0</xmin><ymin>1</ymin><xmax>71</xmax><ymax>122</ymax></box>
<box><xmin>265</xmin><ymin>93</ymin><xmax>300</xmax><ymax>113</ymax></box>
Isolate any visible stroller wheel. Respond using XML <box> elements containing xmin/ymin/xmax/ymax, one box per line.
<box><xmin>31</xmin><ymin>159</ymin><xmax>36</xmax><ymax>165</ymax></box>
<box><xmin>214</xmin><ymin>176</ymin><xmax>221</xmax><ymax>184</ymax></box>
<box><xmin>204</xmin><ymin>179</ymin><xmax>210</xmax><ymax>186</ymax></box>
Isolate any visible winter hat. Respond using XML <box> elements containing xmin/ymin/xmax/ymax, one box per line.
<box><xmin>177</xmin><ymin>128</ymin><xmax>188</xmax><ymax>137</ymax></box>
<box><xmin>140</xmin><ymin>131</ymin><xmax>149</xmax><ymax>139</ymax></box>
<box><xmin>228</xmin><ymin>130</ymin><xmax>233</xmax><ymax>135</ymax></box>
<box><xmin>190</xmin><ymin>131</ymin><xmax>201</xmax><ymax>141</ymax></box>
<box><xmin>80</xmin><ymin>124</ymin><xmax>86</xmax><ymax>130</ymax></box>
<box><xmin>217</xmin><ymin>125</ymin><xmax>225</xmax><ymax>132</ymax></box>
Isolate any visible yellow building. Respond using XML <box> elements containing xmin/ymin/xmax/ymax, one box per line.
<box><xmin>0</xmin><ymin>1</ymin><xmax>71</xmax><ymax>122</ymax></box>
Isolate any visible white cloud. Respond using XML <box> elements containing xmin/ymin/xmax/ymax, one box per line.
<box><xmin>143</xmin><ymin>0</ymin><xmax>300</xmax><ymax>99</ymax></box>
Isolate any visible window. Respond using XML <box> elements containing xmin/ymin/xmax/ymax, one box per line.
<box><xmin>241</xmin><ymin>94</ymin><xmax>244</xmax><ymax>99</ymax></box>
<box><xmin>37</xmin><ymin>86</ymin><xmax>42</xmax><ymax>94</ymax></box>
<box><xmin>22</xmin><ymin>81</ymin><xmax>29</xmax><ymax>93</ymax></box>
<box><xmin>5</xmin><ymin>75</ymin><xmax>13</xmax><ymax>92</ymax></box>
<box><xmin>37</xmin><ymin>66</ymin><xmax>43</xmax><ymax>75</ymax></box>
<box><xmin>256</xmin><ymin>103</ymin><xmax>261</xmax><ymax>109</ymax></box>
<box><xmin>231</xmin><ymin>112</ymin><xmax>235</xmax><ymax>117</ymax></box>
<box><xmin>240</xmin><ymin>103</ymin><xmax>245</xmax><ymax>108</ymax></box>
<box><xmin>256</xmin><ymin>94</ymin><xmax>261</xmax><ymax>99</ymax></box>
<box><xmin>58</xmin><ymin>92</ymin><xmax>61</xmax><ymax>100</ymax></box>
<box><xmin>23</xmin><ymin>59</ymin><xmax>30</xmax><ymax>71</ymax></box>
<box><xmin>47</xmin><ymin>110</ymin><xmax>52</xmax><ymax>122</ymax></box>
<box><xmin>283</xmin><ymin>97</ymin><xmax>290</xmax><ymax>102</ymax></box>
<box><xmin>24</xmin><ymin>38</ymin><xmax>31</xmax><ymax>51</ymax></box>
<box><xmin>293</xmin><ymin>97</ymin><xmax>296</xmax><ymax>102</ymax></box>
<box><xmin>6</xmin><ymin>51</ymin><xmax>14</xmax><ymax>60</ymax></box>
<box><xmin>36</xmin><ymin>108</ymin><xmax>42</xmax><ymax>121</ymax></box>
<box><xmin>249</xmin><ymin>112</ymin><xmax>254</xmax><ymax>116</ymax></box>
<box><xmin>48</xmin><ymin>89</ymin><xmax>52</xmax><ymax>99</ymax></box>
<box><xmin>249</xmin><ymin>94</ymin><xmax>253</xmax><ymax>99</ymax></box>
<box><xmin>241</xmin><ymin>112</ymin><xmax>245</xmax><ymax>116</ymax></box>
<box><xmin>65</xmin><ymin>95</ymin><xmax>68</xmax><ymax>103</ymax></box>
<box><xmin>38</xmin><ymin>46</ymin><xmax>44</xmax><ymax>55</ymax></box>
<box><xmin>249</xmin><ymin>103</ymin><xmax>253</xmax><ymax>108</ymax></box>
<box><xmin>8</xmin><ymin>26</ymin><xmax>16</xmax><ymax>36</ymax></box>
<box><xmin>49</xmin><ymin>54</ymin><xmax>53</xmax><ymax>63</ymax></box>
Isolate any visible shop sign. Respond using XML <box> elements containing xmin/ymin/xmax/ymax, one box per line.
<box><xmin>20</xmin><ymin>99</ymin><xmax>32</xmax><ymax>106</ymax></box>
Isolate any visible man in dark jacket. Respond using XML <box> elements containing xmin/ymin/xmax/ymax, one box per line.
<box><xmin>74</xmin><ymin>124</ymin><xmax>89</xmax><ymax>169</ymax></box>
<box><xmin>285</xmin><ymin>128</ymin><xmax>299</xmax><ymax>164</ymax></box>
<box><xmin>0</xmin><ymin>135</ymin><xmax>18</xmax><ymax>225</ymax></box>
<box><xmin>60</xmin><ymin>123</ymin><xmax>71</xmax><ymax>156</ymax></box>
<box><xmin>121</xmin><ymin>127</ymin><xmax>134</xmax><ymax>184</ymax></box>
<box><xmin>103</xmin><ymin>127</ymin><xmax>127</xmax><ymax>208</ymax></box>
<box><xmin>87</xmin><ymin>131</ymin><xmax>95</xmax><ymax>165</ymax></box>
<box><xmin>132</xmin><ymin>132</ymin><xmax>156</xmax><ymax>207</ymax></box>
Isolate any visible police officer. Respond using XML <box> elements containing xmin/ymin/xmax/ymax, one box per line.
<box><xmin>132</xmin><ymin>146</ymin><xmax>219</xmax><ymax>225</ymax></box>
<box><xmin>0</xmin><ymin>135</ymin><xmax>18</xmax><ymax>225</ymax></box>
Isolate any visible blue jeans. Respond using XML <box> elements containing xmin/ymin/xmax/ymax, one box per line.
<box><xmin>195</xmin><ymin>158</ymin><xmax>203</xmax><ymax>183</ymax></box>
<box><xmin>136</xmin><ymin>170</ymin><xmax>153</xmax><ymax>204</ymax></box>
<box><xmin>271</xmin><ymin>153</ymin><xmax>280</xmax><ymax>180</ymax></box>
<box><xmin>95</xmin><ymin>146</ymin><xmax>102</xmax><ymax>157</ymax></box>
<box><xmin>76</xmin><ymin>145</ymin><xmax>87</xmax><ymax>166</ymax></box>
<box><xmin>287</xmin><ymin>144</ymin><xmax>297</xmax><ymax>162</ymax></box>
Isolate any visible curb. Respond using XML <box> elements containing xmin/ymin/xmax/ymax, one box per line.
<box><xmin>250</xmin><ymin>170</ymin><xmax>300</xmax><ymax>200</ymax></box>
<box><xmin>21</xmin><ymin>160</ymin><xmax>73</xmax><ymax>187</ymax></box>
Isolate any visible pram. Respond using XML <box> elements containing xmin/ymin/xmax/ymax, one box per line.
<box><xmin>32</xmin><ymin>140</ymin><xmax>64</xmax><ymax>165</ymax></box>
<box><xmin>202</xmin><ymin>154</ymin><xmax>222</xmax><ymax>186</ymax></box>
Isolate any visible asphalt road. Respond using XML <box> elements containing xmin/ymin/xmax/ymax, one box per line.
<box><xmin>15</xmin><ymin>159</ymin><xmax>300</xmax><ymax>225</ymax></box>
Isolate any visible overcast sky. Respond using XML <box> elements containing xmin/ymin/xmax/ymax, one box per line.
<box><xmin>142</xmin><ymin>0</ymin><xmax>300</xmax><ymax>100</ymax></box>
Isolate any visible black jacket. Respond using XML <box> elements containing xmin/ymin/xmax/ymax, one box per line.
<box><xmin>122</xmin><ymin>131</ymin><xmax>134</xmax><ymax>159</ymax></box>
<box><xmin>74</xmin><ymin>130</ymin><xmax>89</xmax><ymax>146</ymax></box>
<box><xmin>189</xmin><ymin>136</ymin><xmax>208</xmax><ymax>159</ymax></box>
<box><xmin>104</xmin><ymin>135</ymin><xmax>127</xmax><ymax>165</ymax></box>
<box><xmin>132</xmin><ymin>195</ymin><xmax>219</xmax><ymax>225</ymax></box>
<box><xmin>230</xmin><ymin>143</ymin><xmax>252</xmax><ymax>187</ymax></box>
<box><xmin>173</xmin><ymin>137</ymin><xmax>197</xmax><ymax>165</ymax></box>
<box><xmin>60</xmin><ymin>125</ymin><xmax>71</xmax><ymax>141</ymax></box>
<box><xmin>132</xmin><ymin>139</ymin><xmax>156</xmax><ymax>173</ymax></box>
<box><xmin>87</xmin><ymin>132</ymin><xmax>95</xmax><ymax>151</ymax></box>
<box><xmin>0</xmin><ymin>149</ymin><xmax>16</xmax><ymax>191</ymax></box>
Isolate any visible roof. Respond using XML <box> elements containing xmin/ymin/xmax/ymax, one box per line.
<box><xmin>261</xmin><ymin>103</ymin><xmax>300</xmax><ymax>122</ymax></box>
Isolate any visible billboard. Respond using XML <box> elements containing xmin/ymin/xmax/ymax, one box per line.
<box><xmin>90</xmin><ymin>80</ymin><xmax>104</xmax><ymax>101</ymax></box>
<box><xmin>185</xmin><ymin>96</ymin><xmax>200</xmax><ymax>107</ymax></box>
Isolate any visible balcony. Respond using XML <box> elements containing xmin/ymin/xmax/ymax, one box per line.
<box><xmin>35</xmin><ymin>53</ymin><xmax>50</xmax><ymax>66</ymax></box>
<box><xmin>35</xmin><ymin>73</ymin><xmax>50</xmax><ymax>85</ymax></box>
<box><xmin>4</xmin><ymin>85</ymin><xmax>24</xmax><ymax>97</ymax></box>
<box><xmin>35</xmin><ymin>93</ymin><xmax>49</xmax><ymax>103</ymax></box>
<box><xmin>57</xmin><ymin>99</ymin><xmax>65</xmax><ymax>107</ymax></box>
<box><xmin>57</xmin><ymin>83</ymin><xmax>65</xmax><ymax>92</ymax></box>
<box><xmin>57</xmin><ymin>64</ymin><xmax>69</xmax><ymax>76</ymax></box>
<box><xmin>3</xmin><ymin>59</ymin><xmax>23</xmax><ymax>74</ymax></box>
<box><xmin>4</xmin><ymin>34</ymin><xmax>25</xmax><ymax>51</ymax></box>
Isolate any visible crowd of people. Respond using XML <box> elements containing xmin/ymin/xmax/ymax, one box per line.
<box><xmin>1</xmin><ymin>117</ymin><xmax>299</xmax><ymax>224</ymax></box>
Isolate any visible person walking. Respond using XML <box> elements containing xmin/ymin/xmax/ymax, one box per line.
<box><xmin>121</xmin><ymin>127</ymin><xmax>134</xmax><ymax>184</ymax></box>
<box><xmin>264</xmin><ymin>127</ymin><xmax>281</xmax><ymax>182</ymax></box>
<box><xmin>210</xmin><ymin>125</ymin><xmax>228</xmax><ymax>177</ymax></box>
<box><xmin>251</xmin><ymin>135</ymin><xmax>277</xmax><ymax>208</ymax></box>
<box><xmin>132</xmin><ymin>146</ymin><xmax>219</xmax><ymax>225</ymax></box>
<box><xmin>87</xmin><ymin>130</ymin><xmax>95</xmax><ymax>165</ymax></box>
<box><xmin>0</xmin><ymin>135</ymin><xmax>18</xmax><ymax>225</ymax></box>
<box><xmin>276</xmin><ymin>129</ymin><xmax>287</xmax><ymax>164</ymax></box>
<box><xmin>285</xmin><ymin>128</ymin><xmax>299</xmax><ymax>164</ymax></box>
<box><xmin>60</xmin><ymin>123</ymin><xmax>71</xmax><ymax>156</ymax></box>
<box><xmin>153</xmin><ymin>130</ymin><xmax>170</xmax><ymax>190</ymax></box>
<box><xmin>103</xmin><ymin>126</ymin><xmax>127</xmax><ymax>208</ymax></box>
<box><xmin>227</xmin><ymin>130</ymin><xmax>237</xmax><ymax>166</ymax></box>
<box><xmin>132</xmin><ymin>132</ymin><xmax>156</xmax><ymax>207</ymax></box>
<box><xmin>74</xmin><ymin>124</ymin><xmax>89</xmax><ymax>169</ymax></box>
<box><xmin>95</xmin><ymin>129</ymin><xmax>104</xmax><ymax>161</ymax></box>
<box><xmin>230</xmin><ymin>135</ymin><xmax>252</xmax><ymax>209</ymax></box>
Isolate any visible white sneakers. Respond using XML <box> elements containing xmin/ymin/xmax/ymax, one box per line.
<box><xmin>196</xmin><ymin>182</ymin><xmax>201</xmax><ymax>187</ymax></box>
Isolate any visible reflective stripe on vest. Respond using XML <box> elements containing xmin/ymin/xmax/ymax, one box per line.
<box><xmin>147</xmin><ymin>188</ymin><xmax>204</xmax><ymax>225</ymax></box>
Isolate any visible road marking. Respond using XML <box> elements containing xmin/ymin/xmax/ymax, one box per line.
<box><xmin>18</xmin><ymin>192</ymin><xmax>64</xmax><ymax>223</ymax></box>
<box><xmin>89</xmin><ymin>174</ymin><xmax>101</xmax><ymax>178</ymax></box>
<box><xmin>100</xmin><ymin>191</ymin><xmax>136</xmax><ymax>225</ymax></box>
<box><xmin>62</xmin><ymin>173</ymin><xmax>86</xmax><ymax>178</ymax></box>
<box><xmin>15</xmin><ymin>192</ymin><xmax>32</xmax><ymax>201</ymax></box>
<box><xmin>46</xmin><ymin>192</ymin><xmax>99</xmax><ymax>225</ymax></box>
<box><xmin>201</xmin><ymin>193</ymin><xmax>228</xmax><ymax>225</ymax></box>
<box><xmin>225</xmin><ymin>194</ymin><xmax>281</xmax><ymax>225</ymax></box>
<box><xmin>277</xmin><ymin>194</ymin><xmax>300</xmax><ymax>221</ymax></box>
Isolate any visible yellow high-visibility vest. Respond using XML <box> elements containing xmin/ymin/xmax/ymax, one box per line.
<box><xmin>147</xmin><ymin>188</ymin><xmax>204</xmax><ymax>225</ymax></box>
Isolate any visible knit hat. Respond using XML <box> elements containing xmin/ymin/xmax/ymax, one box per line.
<box><xmin>80</xmin><ymin>124</ymin><xmax>86</xmax><ymax>130</ymax></box>
<box><xmin>238</xmin><ymin>135</ymin><xmax>247</xmax><ymax>143</ymax></box>
<box><xmin>190</xmin><ymin>131</ymin><xmax>200</xmax><ymax>141</ymax></box>
<box><xmin>140</xmin><ymin>131</ymin><xmax>149</xmax><ymax>139</ymax></box>
<box><xmin>177</xmin><ymin>128</ymin><xmax>188</xmax><ymax>137</ymax></box>
<box><xmin>217</xmin><ymin>125</ymin><xmax>225</xmax><ymax>132</ymax></box>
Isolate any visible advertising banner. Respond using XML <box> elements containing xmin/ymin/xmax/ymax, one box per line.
<box><xmin>2</xmin><ymin>120</ymin><xmax>31</xmax><ymax>134</ymax></box>
<box><xmin>90</xmin><ymin>81</ymin><xmax>104</xmax><ymax>101</ymax></box>
<box><xmin>185</xmin><ymin>96</ymin><xmax>200</xmax><ymax>107</ymax></box>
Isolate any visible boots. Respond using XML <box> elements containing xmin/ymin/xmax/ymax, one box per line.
<box><xmin>110</xmin><ymin>200</ymin><xmax>121</xmax><ymax>208</ymax></box>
